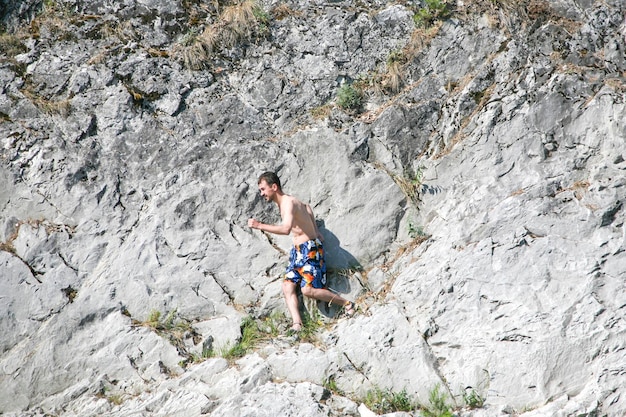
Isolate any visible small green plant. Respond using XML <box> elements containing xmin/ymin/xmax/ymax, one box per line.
<box><xmin>107</xmin><ymin>393</ymin><xmax>125</xmax><ymax>406</ymax></box>
<box><xmin>420</xmin><ymin>384</ymin><xmax>453</xmax><ymax>417</ymax></box>
<box><xmin>163</xmin><ymin>309</ymin><xmax>177</xmax><ymax>329</ymax></box>
<box><xmin>221</xmin><ymin>316</ymin><xmax>261</xmax><ymax>360</ymax></box>
<box><xmin>42</xmin><ymin>0</ymin><xmax>57</xmax><ymax>9</ymax></box>
<box><xmin>143</xmin><ymin>309</ymin><xmax>192</xmax><ymax>333</ymax></box>
<box><xmin>323</xmin><ymin>376</ymin><xmax>343</xmax><ymax>395</ymax></box>
<box><xmin>336</xmin><ymin>83</ymin><xmax>364</xmax><ymax>112</ymax></box>
<box><xmin>408</xmin><ymin>221</ymin><xmax>427</xmax><ymax>239</ymax></box>
<box><xmin>413</xmin><ymin>0</ymin><xmax>451</xmax><ymax>28</ymax></box>
<box><xmin>201</xmin><ymin>344</ymin><xmax>214</xmax><ymax>359</ymax></box>
<box><xmin>252</xmin><ymin>6</ymin><xmax>271</xmax><ymax>36</ymax></box>
<box><xmin>396</xmin><ymin>165</ymin><xmax>424</xmax><ymax>207</ymax></box>
<box><xmin>147</xmin><ymin>310</ymin><xmax>162</xmax><ymax>328</ymax></box>
<box><xmin>260</xmin><ymin>311</ymin><xmax>283</xmax><ymax>337</ymax></box>
<box><xmin>471</xmin><ymin>89</ymin><xmax>486</xmax><ymax>104</ymax></box>
<box><xmin>463</xmin><ymin>388</ymin><xmax>485</xmax><ymax>409</ymax></box>
<box><xmin>364</xmin><ymin>387</ymin><xmax>415</xmax><ymax>414</ymax></box>
<box><xmin>298</xmin><ymin>309</ymin><xmax>325</xmax><ymax>342</ymax></box>
<box><xmin>188</xmin><ymin>342</ymin><xmax>215</xmax><ymax>364</ymax></box>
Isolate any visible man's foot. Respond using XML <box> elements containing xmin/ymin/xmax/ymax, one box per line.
<box><xmin>289</xmin><ymin>322</ymin><xmax>302</xmax><ymax>333</ymax></box>
<box><xmin>343</xmin><ymin>302</ymin><xmax>356</xmax><ymax>317</ymax></box>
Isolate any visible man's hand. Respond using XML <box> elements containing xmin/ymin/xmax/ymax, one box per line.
<box><xmin>248</xmin><ymin>218</ymin><xmax>261</xmax><ymax>229</ymax></box>
<box><xmin>248</xmin><ymin>217</ymin><xmax>290</xmax><ymax>236</ymax></box>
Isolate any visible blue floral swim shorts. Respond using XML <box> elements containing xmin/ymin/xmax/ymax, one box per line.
<box><xmin>285</xmin><ymin>238</ymin><xmax>327</xmax><ymax>288</ymax></box>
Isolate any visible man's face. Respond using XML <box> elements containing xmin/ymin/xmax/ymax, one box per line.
<box><xmin>258</xmin><ymin>180</ymin><xmax>276</xmax><ymax>201</ymax></box>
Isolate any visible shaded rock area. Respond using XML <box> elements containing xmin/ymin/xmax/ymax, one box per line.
<box><xmin>1</xmin><ymin>0</ymin><xmax>625</xmax><ymax>416</ymax></box>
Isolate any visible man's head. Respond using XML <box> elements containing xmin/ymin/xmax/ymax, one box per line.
<box><xmin>258</xmin><ymin>171</ymin><xmax>282</xmax><ymax>201</ymax></box>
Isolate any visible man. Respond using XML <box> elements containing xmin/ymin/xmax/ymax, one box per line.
<box><xmin>248</xmin><ymin>171</ymin><xmax>355</xmax><ymax>332</ymax></box>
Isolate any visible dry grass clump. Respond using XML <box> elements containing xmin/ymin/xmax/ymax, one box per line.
<box><xmin>26</xmin><ymin>0</ymin><xmax>78</xmax><ymax>41</ymax></box>
<box><xmin>0</xmin><ymin>33</ymin><xmax>28</xmax><ymax>57</ymax></box>
<box><xmin>460</xmin><ymin>0</ymin><xmax>582</xmax><ymax>34</ymax></box>
<box><xmin>383</xmin><ymin>50</ymin><xmax>405</xmax><ymax>93</ymax></box>
<box><xmin>181</xmin><ymin>0</ymin><xmax>213</xmax><ymax>25</ymax></box>
<box><xmin>100</xmin><ymin>20</ymin><xmax>138</xmax><ymax>43</ymax></box>
<box><xmin>310</xmin><ymin>104</ymin><xmax>333</xmax><ymax>119</ymax></box>
<box><xmin>271</xmin><ymin>3</ymin><xmax>303</xmax><ymax>20</ymax></box>
<box><xmin>173</xmin><ymin>0</ymin><xmax>269</xmax><ymax>69</ymax></box>
<box><xmin>374</xmin><ymin>162</ymin><xmax>424</xmax><ymax>208</ymax></box>
<box><xmin>176</xmin><ymin>26</ymin><xmax>220</xmax><ymax>70</ymax></box>
<box><xmin>21</xmin><ymin>88</ymin><xmax>72</xmax><ymax>116</ymax></box>
<box><xmin>404</xmin><ymin>21</ymin><xmax>443</xmax><ymax>63</ymax></box>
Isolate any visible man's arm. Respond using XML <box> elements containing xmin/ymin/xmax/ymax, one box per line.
<box><xmin>248</xmin><ymin>199</ymin><xmax>293</xmax><ymax>235</ymax></box>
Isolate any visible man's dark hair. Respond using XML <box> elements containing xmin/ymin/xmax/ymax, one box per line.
<box><xmin>258</xmin><ymin>171</ymin><xmax>282</xmax><ymax>190</ymax></box>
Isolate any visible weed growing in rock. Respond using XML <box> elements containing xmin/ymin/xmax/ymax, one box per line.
<box><xmin>271</xmin><ymin>3</ymin><xmax>303</xmax><ymax>20</ymax></box>
<box><xmin>463</xmin><ymin>388</ymin><xmax>485</xmax><ymax>409</ymax></box>
<box><xmin>413</xmin><ymin>0</ymin><xmax>451</xmax><ymax>28</ymax></box>
<box><xmin>174</xmin><ymin>0</ymin><xmax>270</xmax><ymax>69</ymax></box>
<box><xmin>146</xmin><ymin>310</ymin><xmax>162</xmax><ymax>328</ymax></box>
<box><xmin>99</xmin><ymin>20</ymin><xmax>138</xmax><ymax>44</ymax></box>
<box><xmin>107</xmin><ymin>393</ymin><xmax>125</xmax><ymax>406</ymax></box>
<box><xmin>201</xmin><ymin>344</ymin><xmax>214</xmax><ymax>359</ymax></box>
<box><xmin>376</xmin><ymin>163</ymin><xmax>424</xmax><ymax>209</ymax></box>
<box><xmin>213</xmin><ymin>311</ymin><xmax>326</xmax><ymax>361</ymax></box>
<box><xmin>0</xmin><ymin>33</ymin><xmax>27</xmax><ymax>57</ymax></box>
<box><xmin>29</xmin><ymin>0</ymin><xmax>78</xmax><ymax>42</ymax></box>
<box><xmin>385</xmin><ymin>50</ymin><xmax>405</xmax><ymax>93</ymax></box>
<box><xmin>419</xmin><ymin>384</ymin><xmax>453</xmax><ymax>417</ymax></box>
<box><xmin>21</xmin><ymin>89</ymin><xmax>71</xmax><ymax>117</ymax></box>
<box><xmin>252</xmin><ymin>6</ymin><xmax>271</xmax><ymax>37</ymax></box>
<box><xmin>310</xmin><ymin>104</ymin><xmax>333</xmax><ymax>119</ymax></box>
<box><xmin>62</xmin><ymin>286</ymin><xmax>78</xmax><ymax>303</ymax></box>
<box><xmin>259</xmin><ymin>311</ymin><xmax>283</xmax><ymax>337</ymax></box>
<box><xmin>364</xmin><ymin>387</ymin><xmax>415</xmax><ymax>414</ymax></box>
<box><xmin>181</xmin><ymin>0</ymin><xmax>211</xmax><ymax>26</ymax></box>
<box><xmin>323</xmin><ymin>376</ymin><xmax>343</xmax><ymax>396</ymax></box>
<box><xmin>143</xmin><ymin>309</ymin><xmax>191</xmax><ymax>333</ymax></box>
<box><xmin>404</xmin><ymin>21</ymin><xmax>443</xmax><ymax>61</ymax></box>
<box><xmin>336</xmin><ymin>83</ymin><xmax>364</xmax><ymax>112</ymax></box>
<box><xmin>402</xmin><ymin>165</ymin><xmax>424</xmax><ymax>205</ymax></box>
<box><xmin>408</xmin><ymin>221</ymin><xmax>427</xmax><ymax>239</ymax></box>
<box><xmin>177</xmin><ymin>26</ymin><xmax>217</xmax><ymax>70</ymax></box>
<box><xmin>298</xmin><ymin>308</ymin><xmax>326</xmax><ymax>342</ymax></box>
<box><xmin>220</xmin><ymin>0</ymin><xmax>258</xmax><ymax>46</ymax></box>
<box><xmin>220</xmin><ymin>316</ymin><xmax>261</xmax><ymax>360</ymax></box>
<box><xmin>41</xmin><ymin>0</ymin><xmax>75</xmax><ymax>17</ymax></box>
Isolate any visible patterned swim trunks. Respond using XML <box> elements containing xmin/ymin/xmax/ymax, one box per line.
<box><xmin>285</xmin><ymin>238</ymin><xmax>327</xmax><ymax>288</ymax></box>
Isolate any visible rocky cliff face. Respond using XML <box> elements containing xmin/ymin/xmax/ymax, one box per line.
<box><xmin>1</xmin><ymin>0</ymin><xmax>625</xmax><ymax>416</ymax></box>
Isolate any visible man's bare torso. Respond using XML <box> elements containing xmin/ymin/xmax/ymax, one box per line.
<box><xmin>281</xmin><ymin>195</ymin><xmax>318</xmax><ymax>245</ymax></box>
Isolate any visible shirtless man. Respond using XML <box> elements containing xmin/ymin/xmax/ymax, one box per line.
<box><xmin>248</xmin><ymin>171</ymin><xmax>355</xmax><ymax>332</ymax></box>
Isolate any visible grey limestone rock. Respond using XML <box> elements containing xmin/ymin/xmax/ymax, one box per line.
<box><xmin>1</xmin><ymin>0</ymin><xmax>625</xmax><ymax>416</ymax></box>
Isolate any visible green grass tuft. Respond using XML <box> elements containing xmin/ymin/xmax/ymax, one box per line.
<box><xmin>336</xmin><ymin>83</ymin><xmax>364</xmax><ymax>112</ymax></box>
<box><xmin>420</xmin><ymin>384</ymin><xmax>453</xmax><ymax>417</ymax></box>
<box><xmin>413</xmin><ymin>0</ymin><xmax>451</xmax><ymax>28</ymax></box>
<box><xmin>221</xmin><ymin>316</ymin><xmax>262</xmax><ymax>360</ymax></box>
<box><xmin>364</xmin><ymin>387</ymin><xmax>415</xmax><ymax>414</ymax></box>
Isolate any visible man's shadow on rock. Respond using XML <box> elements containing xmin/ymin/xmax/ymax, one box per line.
<box><xmin>300</xmin><ymin>220</ymin><xmax>362</xmax><ymax>319</ymax></box>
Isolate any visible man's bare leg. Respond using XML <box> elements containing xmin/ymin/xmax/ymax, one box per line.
<box><xmin>301</xmin><ymin>286</ymin><xmax>354</xmax><ymax>312</ymax></box>
<box><xmin>282</xmin><ymin>280</ymin><xmax>303</xmax><ymax>330</ymax></box>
